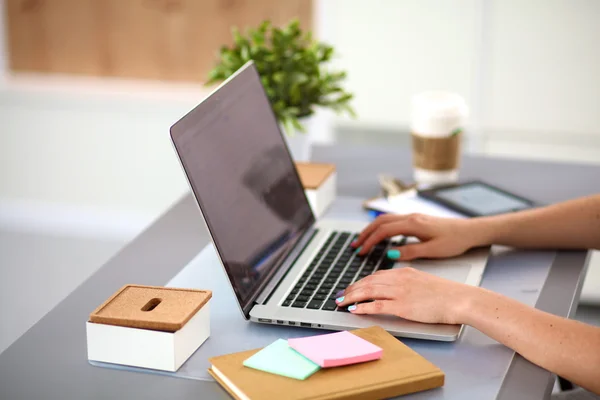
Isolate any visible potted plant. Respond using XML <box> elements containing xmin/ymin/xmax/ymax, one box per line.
<box><xmin>206</xmin><ymin>19</ymin><xmax>355</xmax><ymax>160</ymax></box>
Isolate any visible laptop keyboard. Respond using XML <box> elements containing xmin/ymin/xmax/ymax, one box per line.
<box><xmin>281</xmin><ymin>231</ymin><xmax>399</xmax><ymax>312</ymax></box>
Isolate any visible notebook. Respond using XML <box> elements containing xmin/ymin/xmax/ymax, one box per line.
<box><xmin>288</xmin><ymin>331</ymin><xmax>383</xmax><ymax>368</ymax></box>
<box><xmin>242</xmin><ymin>339</ymin><xmax>320</xmax><ymax>380</ymax></box>
<box><xmin>208</xmin><ymin>326</ymin><xmax>445</xmax><ymax>400</ymax></box>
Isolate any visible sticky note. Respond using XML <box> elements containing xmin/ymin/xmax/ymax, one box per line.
<box><xmin>288</xmin><ymin>331</ymin><xmax>383</xmax><ymax>368</ymax></box>
<box><xmin>243</xmin><ymin>339</ymin><xmax>320</xmax><ymax>380</ymax></box>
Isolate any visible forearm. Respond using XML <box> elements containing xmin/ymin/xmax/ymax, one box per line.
<box><xmin>457</xmin><ymin>287</ymin><xmax>600</xmax><ymax>394</ymax></box>
<box><xmin>470</xmin><ymin>194</ymin><xmax>600</xmax><ymax>250</ymax></box>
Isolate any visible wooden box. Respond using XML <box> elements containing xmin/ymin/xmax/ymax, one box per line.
<box><xmin>86</xmin><ymin>285</ymin><xmax>211</xmax><ymax>372</ymax></box>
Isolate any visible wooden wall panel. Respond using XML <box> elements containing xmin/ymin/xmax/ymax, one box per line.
<box><xmin>5</xmin><ymin>0</ymin><xmax>313</xmax><ymax>81</ymax></box>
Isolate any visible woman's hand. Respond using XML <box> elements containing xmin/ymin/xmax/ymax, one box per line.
<box><xmin>335</xmin><ymin>267</ymin><xmax>479</xmax><ymax>325</ymax></box>
<box><xmin>352</xmin><ymin>213</ymin><xmax>485</xmax><ymax>260</ymax></box>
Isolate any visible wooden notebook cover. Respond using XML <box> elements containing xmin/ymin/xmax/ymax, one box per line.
<box><xmin>295</xmin><ymin>162</ymin><xmax>336</xmax><ymax>189</ymax></box>
<box><xmin>208</xmin><ymin>326</ymin><xmax>444</xmax><ymax>400</ymax></box>
<box><xmin>89</xmin><ymin>284</ymin><xmax>212</xmax><ymax>332</ymax></box>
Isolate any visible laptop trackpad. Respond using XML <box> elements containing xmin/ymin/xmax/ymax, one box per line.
<box><xmin>393</xmin><ymin>260</ymin><xmax>471</xmax><ymax>284</ymax></box>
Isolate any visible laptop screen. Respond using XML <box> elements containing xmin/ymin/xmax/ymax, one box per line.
<box><xmin>170</xmin><ymin>62</ymin><xmax>315</xmax><ymax>316</ymax></box>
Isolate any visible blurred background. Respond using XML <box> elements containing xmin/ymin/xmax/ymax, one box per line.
<box><xmin>1</xmin><ymin>0</ymin><xmax>599</xmax><ymax>354</ymax></box>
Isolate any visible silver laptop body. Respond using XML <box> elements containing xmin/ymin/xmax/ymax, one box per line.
<box><xmin>170</xmin><ymin>61</ymin><xmax>489</xmax><ymax>342</ymax></box>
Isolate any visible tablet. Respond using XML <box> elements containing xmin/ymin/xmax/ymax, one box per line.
<box><xmin>417</xmin><ymin>181</ymin><xmax>538</xmax><ymax>217</ymax></box>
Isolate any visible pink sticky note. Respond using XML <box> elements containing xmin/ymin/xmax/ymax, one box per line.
<box><xmin>288</xmin><ymin>331</ymin><xmax>383</xmax><ymax>368</ymax></box>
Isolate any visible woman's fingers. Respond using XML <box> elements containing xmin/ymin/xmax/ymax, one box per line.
<box><xmin>333</xmin><ymin>272</ymin><xmax>395</xmax><ymax>298</ymax></box>
<box><xmin>357</xmin><ymin>220</ymin><xmax>416</xmax><ymax>255</ymax></box>
<box><xmin>336</xmin><ymin>272</ymin><xmax>406</xmax><ymax>318</ymax></box>
<box><xmin>347</xmin><ymin>300</ymin><xmax>397</xmax><ymax>315</ymax></box>
<box><xmin>356</xmin><ymin>222</ymin><xmax>400</xmax><ymax>255</ymax></box>
<box><xmin>387</xmin><ymin>240</ymin><xmax>439</xmax><ymax>261</ymax></box>
<box><xmin>355</xmin><ymin>215</ymin><xmax>433</xmax><ymax>255</ymax></box>
<box><xmin>352</xmin><ymin>214</ymin><xmax>408</xmax><ymax>248</ymax></box>
<box><xmin>339</xmin><ymin>270</ymin><xmax>397</xmax><ymax>296</ymax></box>
<box><xmin>335</xmin><ymin>283</ymin><xmax>397</xmax><ymax>307</ymax></box>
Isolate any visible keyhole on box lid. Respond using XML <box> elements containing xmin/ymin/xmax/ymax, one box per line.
<box><xmin>141</xmin><ymin>298</ymin><xmax>162</xmax><ymax>312</ymax></box>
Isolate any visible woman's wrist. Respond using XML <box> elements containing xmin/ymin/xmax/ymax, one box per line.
<box><xmin>451</xmin><ymin>285</ymin><xmax>490</xmax><ymax>326</ymax></box>
<box><xmin>464</xmin><ymin>216</ymin><xmax>500</xmax><ymax>248</ymax></box>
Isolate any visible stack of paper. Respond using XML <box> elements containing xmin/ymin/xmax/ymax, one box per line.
<box><xmin>365</xmin><ymin>189</ymin><xmax>467</xmax><ymax>219</ymax></box>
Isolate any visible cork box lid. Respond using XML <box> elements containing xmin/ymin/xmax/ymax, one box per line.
<box><xmin>89</xmin><ymin>285</ymin><xmax>212</xmax><ymax>333</ymax></box>
<box><xmin>295</xmin><ymin>162</ymin><xmax>336</xmax><ymax>189</ymax></box>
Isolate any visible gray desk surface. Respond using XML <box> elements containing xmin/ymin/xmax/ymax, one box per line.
<box><xmin>1</xmin><ymin>144</ymin><xmax>598</xmax><ymax>400</ymax></box>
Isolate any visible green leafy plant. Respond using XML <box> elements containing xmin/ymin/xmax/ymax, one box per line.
<box><xmin>206</xmin><ymin>19</ymin><xmax>355</xmax><ymax>135</ymax></box>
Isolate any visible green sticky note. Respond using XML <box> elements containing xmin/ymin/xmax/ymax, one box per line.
<box><xmin>243</xmin><ymin>339</ymin><xmax>320</xmax><ymax>380</ymax></box>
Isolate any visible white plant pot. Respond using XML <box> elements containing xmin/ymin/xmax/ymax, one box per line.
<box><xmin>282</xmin><ymin>128</ymin><xmax>312</xmax><ymax>162</ymax></box>
<box><xmin>281</xmin><ymin>111</ymin><xmax>332</xmax><ymax>162</ymax></box>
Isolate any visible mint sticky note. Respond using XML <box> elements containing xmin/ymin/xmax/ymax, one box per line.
<box><xmin>243</xmin><ymin>339</ymin><xmax>320</xmax><ymax>380</ymax></box>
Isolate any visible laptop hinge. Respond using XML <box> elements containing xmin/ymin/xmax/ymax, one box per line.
<box><xmin>254</xmin><ymin>227</ymin><xmax>318</xmax><ymax>305</ymax></box>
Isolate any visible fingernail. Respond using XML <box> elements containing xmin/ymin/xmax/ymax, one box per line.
<box><xmin>348</xmin><ymin>305</ymin><xmax>357</xmax><ymax>311</ymax></box>
<box><xmin>335</xmin><ymin>296</ymin><xmax>345</xmax><ymax>303</ymax></box>
<box><xmin>350</xmin><ymin>240</ymin><xmax>358</xmax><ymax>248</ymax></box>
<box><xmin>387</xmin><ymin>249</ymin><xmax>401</xmax><ymax>260</ymax></box>
<box><xmin>335</xmin><ymin>290</ymin><xmax>345</xmax><ymax>297</ymax></box>
<box><xmin>355</xmin><ymin>246</ymin><xmax>362</xmax><ymax>254</ymax></box>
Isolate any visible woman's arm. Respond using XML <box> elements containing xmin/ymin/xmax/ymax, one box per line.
<box><xmin>459</xmin><ymin>287</ymin><xmax>600</xmax><ymax>394</ymax></box>
<box><xmin>472</xmin><ymin>194</ymin><xmax>600</xmax><ymax>250</ymax></box>
<box><xmin>353</xmin><ymin>194</ymin><xmax>600</xmax><ymax>260</ymax></box>
<box><xmin>344</xmin><ymin>194</ymin><xmax>600</xmax><ymax>392</ymax></box>
<box><xmin>336</xmin><ymin>268</ymin><xmax>600</xmax><ymax>395</ymax></box>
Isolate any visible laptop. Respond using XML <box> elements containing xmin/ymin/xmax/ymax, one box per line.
<box><xmin>169</xmin><ymin>61</ymin><xmax>489</xmax><ymax>341</ymax></box>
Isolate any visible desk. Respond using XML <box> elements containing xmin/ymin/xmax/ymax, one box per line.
<box><xmin>0</xmin><ymin>144</ymin><xmax>598</xmax><ymax>400</ymax></box>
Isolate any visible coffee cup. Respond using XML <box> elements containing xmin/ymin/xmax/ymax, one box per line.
<box><xmin>410</xmin><ymin>91</ymin><xmax>468</xmax><ymax>186</ymax></box>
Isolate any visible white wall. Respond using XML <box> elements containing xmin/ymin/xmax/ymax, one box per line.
<box><xmin>480</xmin><ymin>0</ymin><xmax>600</xmax><ymax>163</ymax></box>
<box><xmin>319</xmin><ymin>0</ymin><xmax>600</xmax><ymax>158</ymax></box>
<box><xmin>319</xmin><ymin>0</ymin><xmax>480</xmax><ymax>130</ymax></box>
<box><xmin>0</xmin><ymin>76</ymin><xmax>208</xmax><ymax>237</ymax></box>
<box><xmin>483</xmin><ymin>0</ymin><xmax>600</xmax><ymax>138</ymax></box>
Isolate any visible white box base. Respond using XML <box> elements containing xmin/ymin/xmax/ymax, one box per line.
<box><xmin>305</xmin><ymin>171</ymin><xmax>337</xmax><ymax>219</ymax></box>
<box><xmin>87</xmin><ymin>301</ymin><xmax>210</xmax><ymax>372</ymax></box>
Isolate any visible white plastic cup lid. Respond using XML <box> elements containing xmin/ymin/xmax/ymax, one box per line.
<box><xmin>410</xmin><ymin>91</ymin><xmax>469</xmax><ymax>138</ymax></box>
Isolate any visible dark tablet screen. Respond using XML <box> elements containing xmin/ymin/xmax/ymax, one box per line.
<box><xmin>420</xmin><ymin>182</ymin><xmax>536</xmax><ymax>217</ymax></box>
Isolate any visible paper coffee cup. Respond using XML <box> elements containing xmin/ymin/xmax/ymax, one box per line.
<box><xmin>410</xmin><ymin>91</ymin><xmax>468</xmax><ymax>186</ymax></box>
